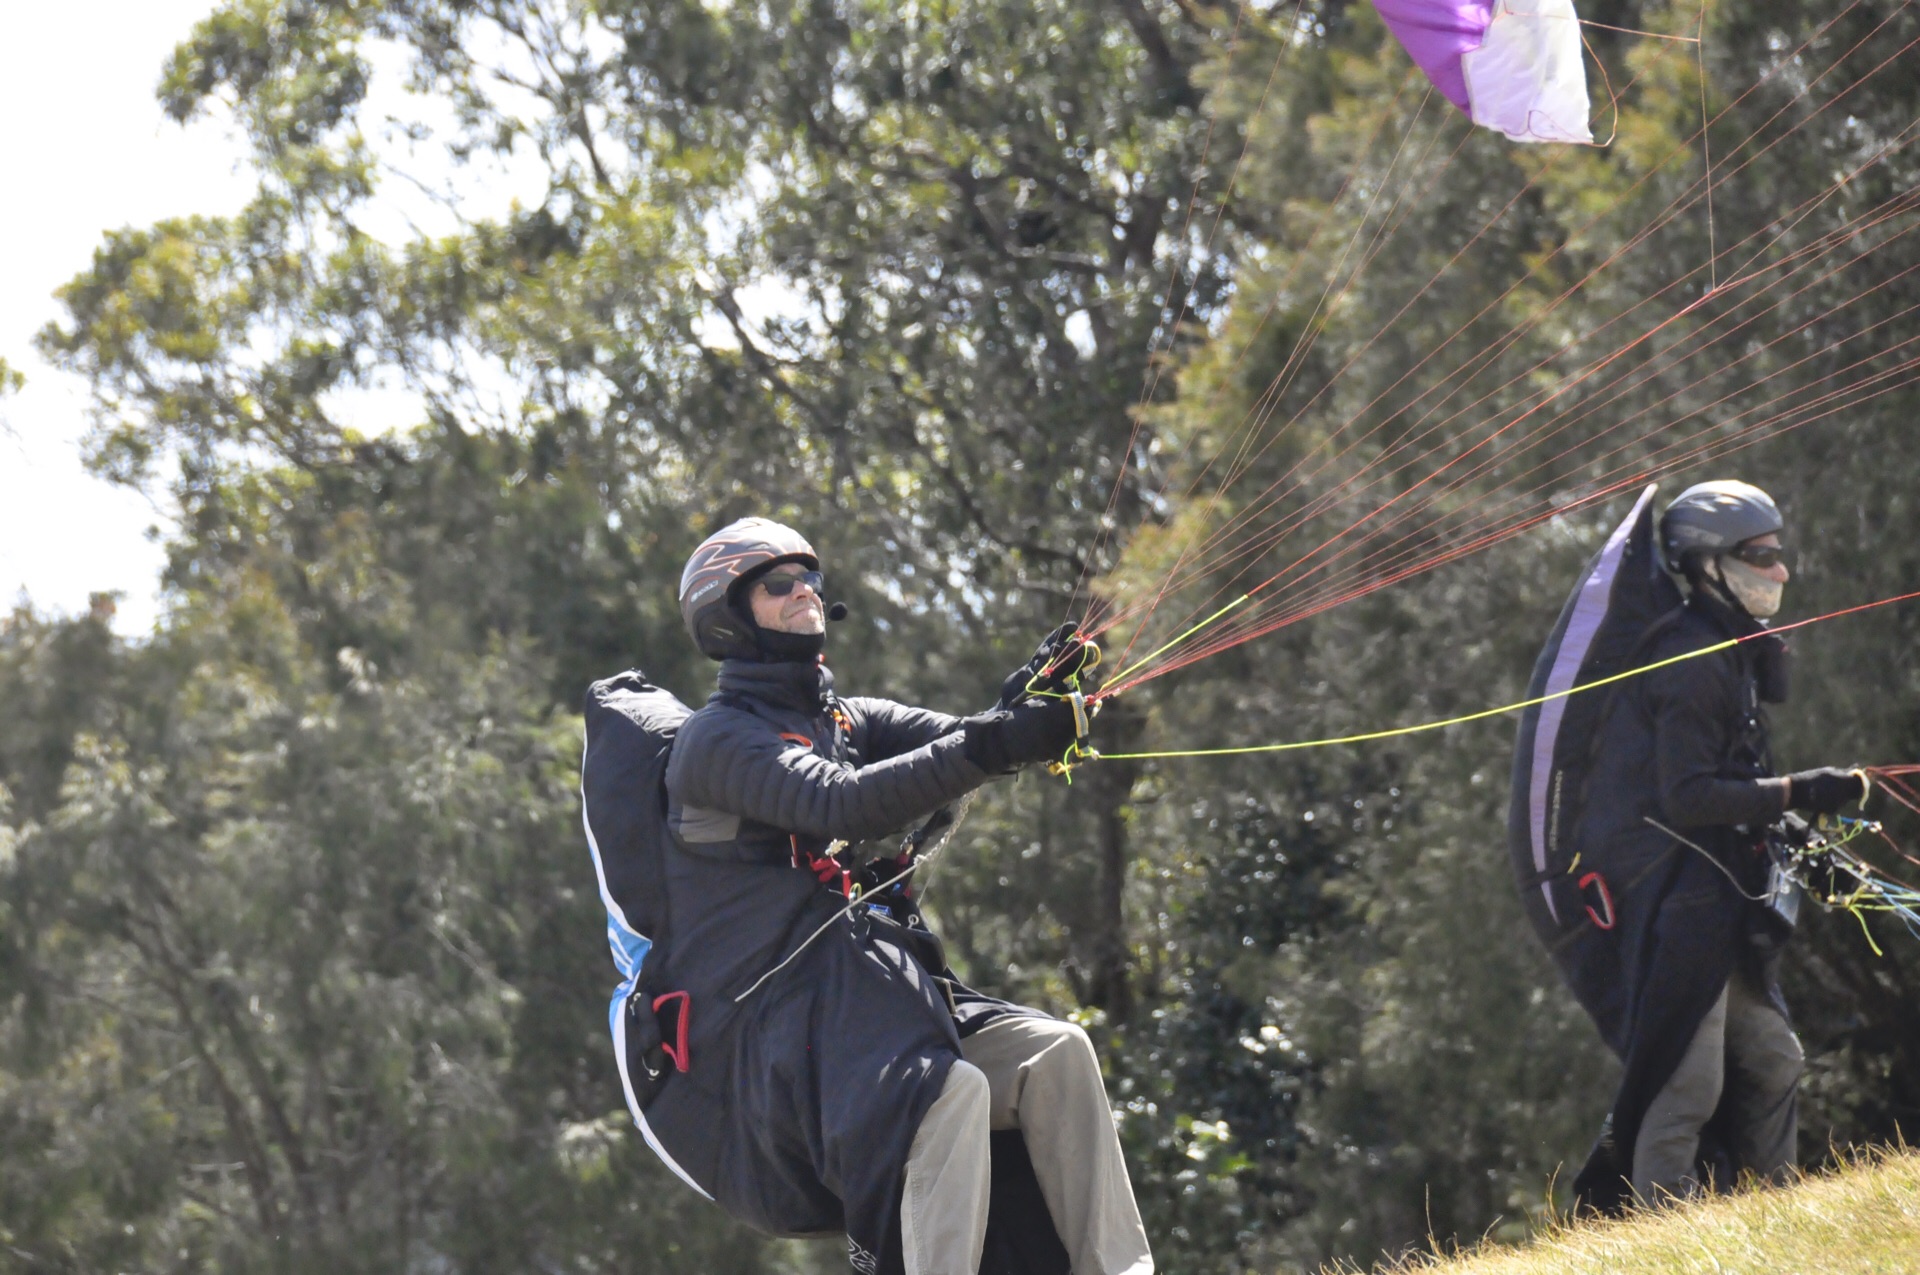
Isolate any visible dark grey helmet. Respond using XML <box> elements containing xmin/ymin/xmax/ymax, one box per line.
<box><xmin>1659</xmin><ymin>480</ymin><xmax>1784</xmax><ymax>573</ymax></box>
<box><xmin>679</xmin><ymin>517</ymin><xmax>819</xmax><ymax>661</ymax></box>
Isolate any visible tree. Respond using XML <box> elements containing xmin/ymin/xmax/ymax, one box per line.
<box><xmin>9</xmin><ymin>0</ymin><xmax>1918</xmax><ymax>1269</ymax></box>
<box><xmin>16</xmin><ymin>0</ymin><xmax>1249</xmax><ymax>1267</ymax></box>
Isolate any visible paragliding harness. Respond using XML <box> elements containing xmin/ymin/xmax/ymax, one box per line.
<box><xmin>1549</xmin><ymin>601</ymin><xmax>1797</xmax><ymax>951</ymax></box>
<box><xmin>584</xmin><ymin>665</ymin><xmax>1082</xmax><ymax>1275</ymax></box>
<box><xmin>1509</xmin><ymin>484</ymin><xmax>1684</xmax><ymax>952</ymax></box>
<box><xmin>731</xmin><ymin>625</ymin><xmax>1103</xmax><ymax>1008</ymax></box>
<box><xmin>579</xmin><ymin>675</ymin><xmax>991</xmax><ymax>1093</ymax></box>
<box><xmin>711</xmin><ymin>686</ymin><xmax>970</xmax><ymax>1010</ymax></box>
<box><xmin>583</xmin><ymin>628</ymin><xmax>1102</xmax><ymax>1089</ymax></box>
<box><xmin>1509</xmin><ymin>481</ymin><xmax>1790</xmax><ymax>954</ymax></box>
<box><xmin>581</xmin><ymin>671</ymin><xmax>700</xmax><ymax>1107</ymax></box>
<box><xmin>1548</xmin><ymin>604</ymin><xmax>1693</xmax><ymax>933</ymax></box>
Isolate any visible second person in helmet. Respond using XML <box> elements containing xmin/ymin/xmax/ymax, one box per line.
<box><xmin>1571</xmin><ymin>480</ymin><xmax>1864</xmax><ymax>1209</ymax></box>
<box><xmin>634</xmin><ymin>517</ymin><xmax>1154</xmax><ymax>1275</ymax></box>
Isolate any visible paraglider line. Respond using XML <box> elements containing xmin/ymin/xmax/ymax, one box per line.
<box><xmin>1578</xmin><ymin>20</ymin><xmax>1699</xmax><ymax>42</ymax></box>
<box><xmin>1104</xmin><ymin>594</ymin><xmax>1252</xmax><ymax>688</ymax></box>
<box><xmin>1095</xmin><ymin>73</ymin><xmax>1919</xmax><ymax>673</ymax></box>
<box><xmin>1117</xmin><ymin>352</ymin><xmax>1920</xmax><ymax>689</ymax></box>
<box><xmin>1697</xmin><ymin>0</ymin><xmax>1718</xmax><ymax>293</ymax></box>
<box><xmin>1095</xmin><ymin>587</ymin><xmax>1920</xmax><ymax>758</ymax></box>
<box><xmin>1085</xmin><ymin>76</ymin><xmax>1430</xmax><ymax>646</ymax></box>
<box><xmin>1110</xmin><ymin>82</ymin><xmax>1450</xmax><ymax>671</ymax></box>
<box><xmin>1092</xmin><ymin>21</ymin><xmax>1837</xmax><ymax>647</ymax></box>
<box><xmin>1086</xmin><ymin>3</ymin><xmax>1910</xmax><ymax>692</ymax></box>
<box><xmin>1098</xmin><ymin>640</ymin><xmax>1742</xmax><ymax>756</ymax></box>
<box><xmin>1227</xmin><ymin>235</ymin><xmax>1920</xmax><ymax>635</ymax></box>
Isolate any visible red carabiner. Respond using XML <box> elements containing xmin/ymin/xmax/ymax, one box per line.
<box><xmin>651</xmin><ymin>991</ymin><xmax>692</xmax><ymax>1073</ymax></box>
<box><xmin>1578</xmin><ymin>871</ymin><xmax>1617</xmax><ymax>931</ymax></box>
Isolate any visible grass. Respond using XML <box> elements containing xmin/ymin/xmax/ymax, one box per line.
<box><xmin>1353</xmin><ymin>1149</ymin><xmax>1920</xmax><ymax>1274</ymax></box>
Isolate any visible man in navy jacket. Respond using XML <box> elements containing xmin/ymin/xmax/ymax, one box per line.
<box><xmin>603</xmin><ymin>516</ymin><xmax>1153</xmax><ymax>1275</ymax></box>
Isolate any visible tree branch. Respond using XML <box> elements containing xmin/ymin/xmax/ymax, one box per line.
<box><xmin>1110</xmin><ymin>0</ymin><xmax>1200</xmax><ymax>109</ymax></box>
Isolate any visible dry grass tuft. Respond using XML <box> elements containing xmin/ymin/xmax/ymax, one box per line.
<box><xmin>1327</xmin><ymin>1147</ymin><xmax>1920</xmax><ymax>1274</ymax></box>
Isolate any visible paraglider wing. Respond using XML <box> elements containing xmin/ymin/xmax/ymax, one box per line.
<box><xmin>1374</xmin><ymin>0</ymin><xmax>1594</xmax><ymax>143</ymax></box>
<box><xmin>1507</xmin><ymin>483</ymin><xmax>1679</xmax><ymax>949</ymax></box>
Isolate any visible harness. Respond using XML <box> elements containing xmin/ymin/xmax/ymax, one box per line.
<box><xmin>1539</xmin><ymin>602</ymin><xmax>1776</xmax><ymax>942</ymax></box>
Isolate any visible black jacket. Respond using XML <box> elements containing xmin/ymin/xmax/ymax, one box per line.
<box><xmin>640</xmin><ymin>659</ymin><xmax>1060</xmax><ymax>1275</ymax></box>
<box><xmin>662</xmin><ymin>659</ymin><xmax>986</xmax><ymax>1025</ymax></box>
<box><xmin>1571</xmin><ymin>591</ymin><xmax>1791</xmax><ymax>1206</ymax></box>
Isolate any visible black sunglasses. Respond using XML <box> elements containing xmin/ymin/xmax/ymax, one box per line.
<box><xmin>756</xmin><ymin>569</ymin><xmax>824</xmax><ymax>597</ymax></box>
<box><xmin>1727</xmin><ymin>542</ymin><xmax>1789</xmax><ymax>570</ymax></box>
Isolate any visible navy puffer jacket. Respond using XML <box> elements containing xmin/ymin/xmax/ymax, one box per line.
<box><xmin>641</xmin><ymin>657</ymin><xmax>1027</xmax><ymax>1272</ymax></box>
<box><xmin>669</xmin><ymin>661</ymin><xmax>984</xmax><ymax>848</ymax></box>
<box><xmin>662</xmin><ymin>658</ymin><xmax>988</xmax><ymax>1014</ymax></box>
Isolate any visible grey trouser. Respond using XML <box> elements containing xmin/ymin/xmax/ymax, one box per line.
<box><xmin>901</xmin><ymin>1016</ymin><xmax>1155</xmax><ymax>1275</ymax></box>
<box><xmin>1631</xmin><ymin>970</ymin><xmax>1803</xmax><ymax>1205</ymax></box>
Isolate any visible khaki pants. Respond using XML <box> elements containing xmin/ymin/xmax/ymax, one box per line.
<box><xmin>900</xmin><ymin>1017</ymin><xmax>1154</xmax><ymax>1275</ymax></box>
<box><xmin>1631</xmin><ymin>971</ymin><xmax>1803</xmax><ymax>1205</ymax></box>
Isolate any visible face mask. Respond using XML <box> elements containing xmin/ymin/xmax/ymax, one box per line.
<box><xmin>1715</xmin><ymin>555</ymin><xmax>1784</xmax><ymax>619</ymax></box>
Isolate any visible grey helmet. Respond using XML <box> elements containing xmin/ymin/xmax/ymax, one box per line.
<box><xmin>679</xmin><ymin>517</ymin><xmax>820</xmax><ymax>661</ymax></box>
<box><xmin>1659</xmin><ymin>480</ymin><xmax>1784</xmax><ymax>574</ymax></box>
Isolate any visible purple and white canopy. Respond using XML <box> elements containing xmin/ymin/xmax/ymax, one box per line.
<box><xmin>1374</xmin><ymin>0</ymin><xmax>1594</xmax><ymax>144</ymax></box>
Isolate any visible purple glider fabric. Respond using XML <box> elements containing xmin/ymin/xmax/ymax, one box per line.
<box><xmin>1374</xmin><ymin>0</ymin><xmax>1594</xmax><ymax>144</ymax></box>
<box><xmin>1373</xmin><ymin>0</ymin><xmax>1492</xmax><ymax>115</ymax></box>
<box><xmin>1526</xmin><ymin>484</ymin><xmax>1659</xmax><ymax>921</ymax></box>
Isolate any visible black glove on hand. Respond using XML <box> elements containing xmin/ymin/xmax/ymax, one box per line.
<box><xmin>1785</xmin><ymin>767</ymin><xmax>1867</xmax><ymax>815</ymax></box>
<box><xmin>998</xmin><ymin>625</ymin><xmax>1105</xmax><ymax>710</ymax></box>
<box><xmin>996</xmin><ymin>623</ymin><xmax>1096</xmax><ymax>710</ymax></box>
<box><xmin>962</xmin><ymin>699</ymin><xmax>1081</xmax><ymax>774</ymax></box>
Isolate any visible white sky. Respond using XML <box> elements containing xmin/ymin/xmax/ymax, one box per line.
<box><xmin>0</xmin><ymin>4</ymin><xmax>796</xmax><ymax>638</ymax></box>
<box><xmin>0</xmin><ymin>0</ymin><xmax>247</xmax><ymax>635</ymax></box>
<box><xmin>0</xmin><ymin>2</ymin><xmax>563</xmax><ymax>637</ymax></box>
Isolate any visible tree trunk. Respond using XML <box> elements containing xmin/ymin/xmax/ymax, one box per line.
<box><xmin>1083</xmin><ymin>698</ymin><xmax>1145</xmax><ymax>1023</ymax></box>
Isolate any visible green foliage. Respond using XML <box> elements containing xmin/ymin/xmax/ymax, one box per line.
<box><xmin>0</xmin><ymin>602</ymin><xmax>773</xmax><ymax>1270</ymax></box>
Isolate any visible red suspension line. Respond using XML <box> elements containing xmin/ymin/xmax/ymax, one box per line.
<box><xmin>1096</xmin><ymin>57</ymin><xmax>1920</xmax><ymax>656</ymax></box>
<box><xmin>1196</xmin><ymin>356</ymin><xmax>1920</xmax><ymax>672</ymax></box>
<box><xmin>1245</xmin><ymin>339</ymin><xmax>1920</xmax><ymax>654</ymax></box>
<box><xmin>1108</xmin><ymin>351</ymin><xmax>1920</xmax><ymax>690</ymax></box>
<box><xmin>1107</xmin><ymin>81</ymin><xmax>1452</xmax><ymax>660</ymax></box>
<box><xmin>1247</xmin><ymin>214</ymin><xmax>1920</xmax><ymax>615</ymax></box>
<box><xmin>1112</xmin><ymin>1</ymin><xmax>1899</xmax><ymax>621</ymax></box>
<box><xmin>1206</xmin><ymin>331</ymin><xmax>1920</xmax><ymax>657</ymax></box>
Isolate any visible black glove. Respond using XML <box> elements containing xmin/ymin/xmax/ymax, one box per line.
<box><xmin>1785</xmin><ymin>768</ymin><xmax>1867</xmax><ymax>815</ymax></box>
<box><xmin>962</xmin><ymin>699</ymin><xmax>1082</xmax><ymax>774</ymax></box>
<box><xmin>995</xmin><ymin>623</ymin><xmax>1096</xmax><ymax>710</ymax></box>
